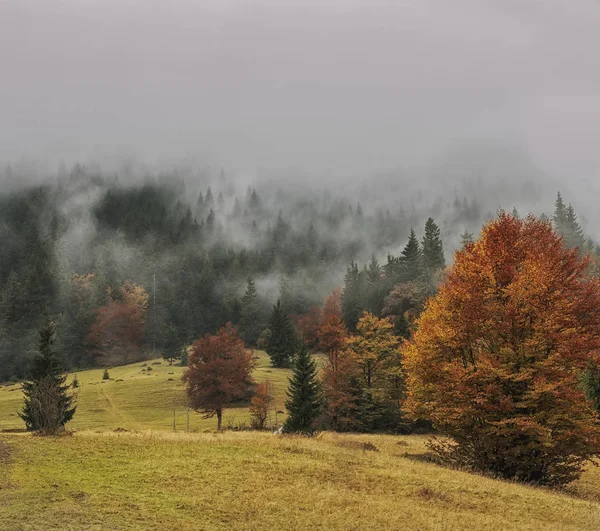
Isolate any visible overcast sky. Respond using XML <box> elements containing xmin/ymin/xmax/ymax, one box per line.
<box><xmin>1</xmin><ymin>0</ymin><xmax>600</xmax><ymax>182</ymax></box>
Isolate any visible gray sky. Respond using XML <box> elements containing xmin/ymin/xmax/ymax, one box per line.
<box><xmin>1</xmin><ymin>0</ymin><xmax>600</xmax><ymax>181</ymax></box>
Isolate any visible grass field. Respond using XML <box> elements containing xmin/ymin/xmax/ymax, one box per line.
<box><xmin>1</xmin><ymin>355</ymin><xmax>600</xmax><ymax>529</ymax></box>
<box><xmin>0</xmin><ymin>351</ymin><xmax>292</xmax><ymax>433</ymax></box>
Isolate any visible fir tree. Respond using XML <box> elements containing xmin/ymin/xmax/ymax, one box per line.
<box><xmin>283</xmin><ymin>343</ymin><xmax>322</xmax><ymax>434</ymax></box>
<box><xmin>20</xmin><ymin>321</ymin><xmax>76</xmax><ymax>433</ymax></box>
<box><xmin>239</xmin><ymin>278</ymin><xmax>262</xmax><ymax>347</ymax></box>
<box><xmin>400</xmin><ymin>228</ymin><xmax>422</xmax><ymax>282</ymax></box>
<box><xmin>266</xmin><ymin>299</ymin><xmax>296</xmax><ymax>367</ymax></box>
<box><xmin>422</xmin><ymin>218</ymin><xmax>445</xmax><ymax>275</ymax></box>
<box><xmin>582</xmin><ymin>364</ymin><xmax>600</xmax><ymax>414</ymax></box>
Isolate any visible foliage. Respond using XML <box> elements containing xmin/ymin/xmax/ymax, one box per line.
<box><xmin>283</xmin><ymin>344</ymin><xmax>322</xmax><ymax>434</ymax></box>
<box><xmin>20</xmin><ymin>321</ymin><xmax>76</xmax><ymax>434</ymax></box>
<box><xmin>182</xmin><ymin>324</ymin><xmax>256</xmax><ymax>430</ymax></box>
<box><xmin>291</xmin><ymin>305</ymin><xmax>321</xmax><ymax>349</ymax></box>
<box><xmin>404</xmin><ymin>213</ymin><xmax>600</xmax><ymax>486</ymax></box>
<box><xmin>249</xmin><ymin>380</ymin><xmax>274</xmax><ymax>430</ymax></box>
<box><xmin>86</xmin><ymin>283</ymin><xmax>148</xmax><ymax>366</ymax></box>
<box><xmin>102</xmin><ymin>369</ymin><xmax>110</xmax><ymax>381</ymax></box>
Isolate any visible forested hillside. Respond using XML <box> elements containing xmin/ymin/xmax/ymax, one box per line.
<box><xmin>0</xmin><ymin>163</ymin><xmax>596</xmax><ymax>383</ymax></box>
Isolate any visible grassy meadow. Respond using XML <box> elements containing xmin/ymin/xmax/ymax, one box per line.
<box><xmin>1</xmin><ymin>353</ymin><xmax>600</xmax><ymax>529</ymax></box>
<box><xmin>0</xmin><ymin>351</ymin><xmax>291</xmax><ymax>433</ymax></box>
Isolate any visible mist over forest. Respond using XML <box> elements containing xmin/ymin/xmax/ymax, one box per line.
<box><xmin>0</xmin><ymin>140</ymin><xmax>597</xmax><ymax>382</ymax></box>
<box><xmin>2</xmin><ymin>1</ymin><xmax>600</xmax><ymax>389</ymax></box>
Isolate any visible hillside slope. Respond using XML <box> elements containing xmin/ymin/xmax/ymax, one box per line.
<box><xmin>1</xmin><ymin>430</ymin><xmax>600</xmax><ymax>530</ymax></box>
<box><xmin>0</xmin><ymin>351</ymin><xmax>291</xmax><ymax>432</ymax></box>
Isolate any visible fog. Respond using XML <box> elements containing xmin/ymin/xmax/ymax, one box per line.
<box><xmin>2</xmin><ymin>0</ymin><xmax>600</xmax><ymax>188</ymax></box>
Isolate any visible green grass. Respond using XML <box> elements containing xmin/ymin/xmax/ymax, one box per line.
<box><xmin>2</xmin><ymin>353</ymin><xmax>600</xmax><ymax>529</ymax></box>
<box><xmin>0</xmin><ymin>351</ymin><xmax>291</xmax><ymax>432</ymax></box>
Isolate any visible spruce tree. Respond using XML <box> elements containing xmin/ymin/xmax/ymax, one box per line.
<box><xmin>240</xmin><ymin>278</ymin><xmax>262</xmax><ymax>347</ymax></box>
<box><xmin>283</xmin><ymin>344</ymin><xmax>322</xmax><ymax>434</ymax></box>
<box><xmin>20</xmin><ymin>321</ymin><xmax>76</xmax><ymax>434</ymax></box>
<box><xmin>341</xmin><ymin>262</ymin><xmax>364</xmax><ymax>332</ymax></box>
<box><xmin>400</xmin><ymin>228</ymin><xmax>422</xmax><ymax>282</ymax></box>
<box><xmin>553</xmin><ymin>191</ymin><xmax>567</xmax><ymax>234</ymax></box>
<box><xmin>421</xmin><ymin>218</ymin><xmax>445</xmax><ymax>275</ymax></box>
<box><xmin>460</xmin><ymin>231</ymin><xmax>474</xmax><ymax>248</ymax></box>
<box><xmin>564</xmin><ymin>204</ymin><xmax>586</xmax><ymax>250</ymax></box>
<box><xmin>266</xmin><ymin>299</ymin><xmax>296</xmax><ymax>367</ymax></box>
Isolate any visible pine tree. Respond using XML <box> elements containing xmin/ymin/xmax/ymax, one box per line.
<box><xmin>239</xmin><ymin>278</ymin><xmax>262</xmax><ymax>347</ymax></box>
<box><xmin>20</xmin><ymin>321</ymin><xmax>76</xmax><ymax>434</ymax></box>
<box><xmin>283</xmin><ymin>344</ymin><xmax>322</xmax><ymax>434</ymax></box>
<box><xmin>400</xmin><ymin>228</ymin><xmax>422</xmax><ymax>282</ymax></box>
<box><xmin>266</xmin><ymin>299</ymin><xmax>296</xmax><ymax>367</ymax></box>
<box><xmin>421</xmin><ymin>218</ymin><xmax>445</xmax><ymax>275</ymax></box>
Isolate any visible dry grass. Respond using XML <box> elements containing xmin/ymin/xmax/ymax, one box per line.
<box><xmin>0</xmin><ymin>430</ymin><xmax>599</xmax><ymax>530</ymax></box>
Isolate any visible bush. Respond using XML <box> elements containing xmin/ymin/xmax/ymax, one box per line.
<box><xmin>102</xmin><ymin>369</ymin><xmax>110</xmax><ymax>381</ymax></box>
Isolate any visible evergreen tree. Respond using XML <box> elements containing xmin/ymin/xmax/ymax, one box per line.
<box><xmin>163</xmin><ymin>323</ymin><xmax>182</xmax><ymax>365</ymax></box>
<box><xmin>283</xmin><ymin>344</ymin><xmax>322</xmax><ymax>434</ymax></box>
<box><xmin>239</xmin><ymin>278</ymin><xmax>262</xmax><ymax>347</ymax></box>
<box><xmin>205</xmin><ymin>187</ymin><xmax>214</xmax><ymax>208</ymax></box>
<box><xmin>400</xmin><ymin>228</ymin><xmax>422</xmax><ymax>282</ymax></box>
<box><xmin>266</xmin><ymin>299</ymin><xmax>296</xmax><ymax>367</ymax></box>
<box><xmin>582</xmin><ymin>364</ymin><xmax>600</xmax><ymax>414</ymax></box>
<box><xmin>553</xmin><ymin>191</ymin><xmax>567</xmax><ymax>233</ymax></box>
<box><xmin>421</xmin><ymin>218</ymin><xmax>445</xmax><ymax>275</ymax></box>
<box><xmin>341</xmin><ymin>262</ymin><xmax>364</xmax><ymax>332</ymax></box>
<box><xmin>460</xmin><ymin>230</ymin><xmax>474</xmax><ymax>248</ymax></box>
<box><xmin>20</xmin><ymin>321</ymin><xmax>76</xmax><ymax>433</ymax></box>
<box><xmin>564</xmin><ymin>204</ymin><xmax>586</xmax><ymax>250</ymax></box>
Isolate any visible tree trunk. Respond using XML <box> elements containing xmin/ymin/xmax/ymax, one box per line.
<box><xmin>217</xmin><ymin>409</ymin><xmax>222</xmax><ymax>430</ymax></box>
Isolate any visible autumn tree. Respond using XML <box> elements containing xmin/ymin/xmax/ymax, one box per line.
<box><xmin>283</xmin><ymin>344</ymin><xmax>322</xmax><ymax>434</ymax></box>
<box><xmin>404</xmin><ymin>213</ymin><xmax>600</xmax><ymax>486</ymax></box>
<box><xmin>86</xmin><ymin>282</ymin><xmax>148</xmax><ymax>366</ymax></box>
<box><xmin>292</xmin><ymin>305</ymin><xmax>321</xmax><ymax>349</ymax></box>
<box><xmin>249</xmin><ymin>380</ymin><xmax>274</xmax><ymax>430</ymax></box>
<box><xmin>182</xmin><ymin>324</ymin><xmax>256</xmax><ymax>430</ymax></box>
<box><xmin>20</xmin><ymin>321</ymin><xmax>76</xmax><ymax>434</ymax></box>
<box><xmin>345</xmin><ymin>312</ymin><xmax>403</xmax><ymax>430</ymax></box>
<box><xmin>318</xmin><ymin>289</ymin><xmax>360</xmax><ymax>431</ymax></box>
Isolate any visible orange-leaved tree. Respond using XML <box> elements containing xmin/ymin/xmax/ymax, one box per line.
<box><xmin>86</xmin><ymin>282</ymin><xmax>148</xmax><ymax>366</ymax></box>
<box><xmin>318</xmin><ymin>289</ymin><xmax>358</xmax><ymax>430</ymax></box>
<box><xmin>404</xmin><ymin>213</ymin><xmax>600</xmax><ymax>485</ymax></box>
<box><xmin>249</xmin><ymin>379</ymin><xmax>274</xmax><ymax>430</ymax></box>
<box><xmin>183</xmin><ymin>323</ymin><xmax>256</xmax><ymax>430</ymax></box>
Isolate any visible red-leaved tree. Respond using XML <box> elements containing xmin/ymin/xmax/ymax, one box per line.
<box><xmin>404</xmin><ymin>213</ymin><xmax>600</xmax><ymax>485</ymax></box>
<box><xmin>86</xmin><ymin>282</ymin><xmax>148</xmax><ymax>366</ymax></box>
<box><xmin>183</xmin><ymin>323</ymin><xmax>256</xmax><ymax>430</ymax></box>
